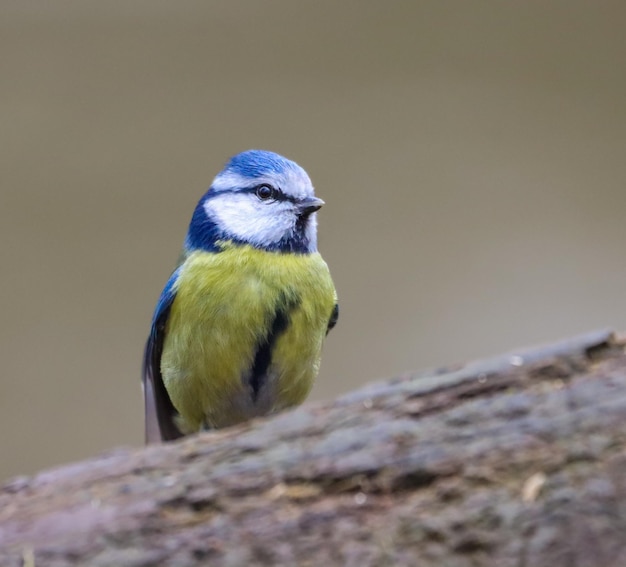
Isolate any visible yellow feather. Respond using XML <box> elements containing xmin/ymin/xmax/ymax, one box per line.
<box><xmin>160</xmin><ymin>243</ymin><xmax>336</xmax><ymax>433</ymax></box>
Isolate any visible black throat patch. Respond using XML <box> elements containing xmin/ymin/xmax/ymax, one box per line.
<box><xmin>249</xmin><ymin>294</ymin><xmax>300</xmax><ymax>402</ymax></box>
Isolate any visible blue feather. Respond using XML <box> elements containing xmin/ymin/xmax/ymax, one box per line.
<box><xmin>151</xmin><ymin>267</ymin><xmax>181</xmax><ymax>327</ymax></box>
<box><xmin>224</xmin><ymin>149</ymin><xmax>301</xmax><ymax>179</ymax></box>
<box><xmin>185</xmin><ymin>203</ymin><xmax>223</xmax><ymax>253</ymax></box>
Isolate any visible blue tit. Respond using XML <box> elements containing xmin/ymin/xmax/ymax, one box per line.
<box><xmin>143</xmin><ymin>150</ymin><xmax>338</xmax><ymax>443</ymax></box>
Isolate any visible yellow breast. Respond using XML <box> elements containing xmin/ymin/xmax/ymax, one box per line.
<box><xmin>160</xmin><ymin>243</ymin><xmax>336</xmax><ymax>433</ymax></box>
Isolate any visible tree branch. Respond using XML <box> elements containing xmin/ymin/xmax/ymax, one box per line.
<box><xmin>1</xmin><ymin>329</ymin><xmax>625</xmax><ymax>566</ymax></box>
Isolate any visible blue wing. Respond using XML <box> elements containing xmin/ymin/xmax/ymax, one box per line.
<box><xmin>142</xmin><ymin>267</ymin><xmax>185</xmax><ymax>443</ymax></box>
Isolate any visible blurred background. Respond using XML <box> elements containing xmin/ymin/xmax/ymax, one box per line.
<box><xmin>1</xmin><ymin>1</ymin><xmax>625</xmax><ymax>481</ymax></box>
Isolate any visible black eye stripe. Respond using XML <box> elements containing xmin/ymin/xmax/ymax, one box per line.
<box><xmin>211</xmin><ymin>185</ymin><xmax>297</xmax><ymax>204</ymax></box>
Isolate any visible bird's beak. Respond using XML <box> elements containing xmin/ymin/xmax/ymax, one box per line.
<box><xmin>297</xmin><ymin>197</ymin><xmax>325</xmax><ymax>216</ymax></box>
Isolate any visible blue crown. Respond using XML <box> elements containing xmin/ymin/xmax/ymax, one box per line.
<box><xmin>223</xmin><ymin>149</ymin><xmax>302</xmax><ymax>179</ymax></box>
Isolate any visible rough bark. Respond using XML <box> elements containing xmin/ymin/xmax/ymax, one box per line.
<box><xmin>1</xmin><ymin>329</ymin><xmax>625</xmax><ymax>567</ymax></box>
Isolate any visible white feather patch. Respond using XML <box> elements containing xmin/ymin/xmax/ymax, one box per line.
<box><xmin>204</xmin><ymin>193</ymin><xmax>297</xmax><ymax>247</ymax></box>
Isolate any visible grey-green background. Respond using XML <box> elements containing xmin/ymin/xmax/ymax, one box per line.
<box><xmin>2</xmin><ymin>1</ymin><xmax>625</xmax><ymax>482</ymax></box>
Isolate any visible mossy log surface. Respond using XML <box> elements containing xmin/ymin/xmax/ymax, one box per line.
<box><xmin>1</xmin><ymin>329</ymin><xmax>625</xmax><ymax>566</ymax></box>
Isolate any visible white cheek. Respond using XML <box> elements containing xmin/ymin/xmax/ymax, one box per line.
<box><xmin>305</xmin><ymin>213</ymin><xmax>318</xmax><ymax>251</ymax></box>
<box><xmin>204</xmin><ymin>195</ymin><xmax>294</xmax><ymax>246</ymax></box>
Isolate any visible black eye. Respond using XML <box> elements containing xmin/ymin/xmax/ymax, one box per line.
<box><xmin>255</xmin><ymin>184</ymin><xmax>275</xmax><ymax>201</ymax></box>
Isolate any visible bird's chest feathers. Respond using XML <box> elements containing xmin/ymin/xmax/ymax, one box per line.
<box><xmin>161</xmin><ymin>246</ymin><xmax>334</xmax><ymax>430</ymax></box>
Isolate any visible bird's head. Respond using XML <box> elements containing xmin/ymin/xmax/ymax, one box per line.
<box><xmin>185</xmin><ymin>150</ymin><xmax>323</xmax><ymax>254</ymax></box>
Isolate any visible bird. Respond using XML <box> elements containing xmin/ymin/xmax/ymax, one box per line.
<box><xmin>142</xmin><ymin>150</ymin><xmax>338</xmax><ymax>443</ymax></box>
